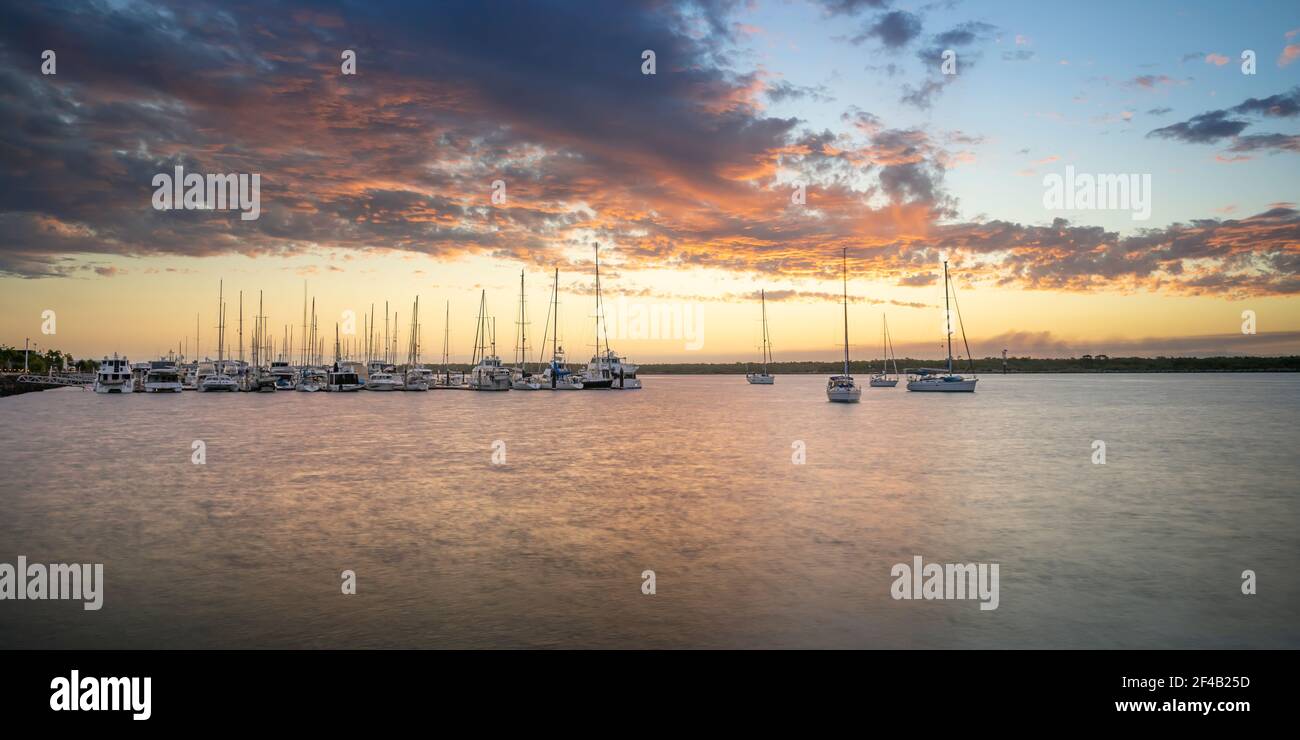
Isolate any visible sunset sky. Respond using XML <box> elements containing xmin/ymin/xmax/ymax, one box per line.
<box><xmin>2</xmin><ymin>0</ymin><xmax>1298</xmax><ymax>363</ymax></box>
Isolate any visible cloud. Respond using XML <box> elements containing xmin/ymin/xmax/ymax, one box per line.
<box><xmin>1205</xmin><ymin>53</ymin><xmax>1230</xmax><ymax>66</ymax></box>
<box><xmin>1147</xmin><ymin>110</ymin><xmax>1249</xmax><ymax>143</ymax></box>
<box><xmin>1280</xmin><ymin>44</ymin><xmax>1300</xmax><ymax>67</ymax></box>
<box><xmin>1147</xmin><ymin>87</ymin><xmax>1300</xmax><ymax>150</ymax></box>
<box><xmin>1146</xmin><ymin>107</ymin><xmax>1173</xmax><ymax>115</ymax></box>
<box><xmin>852</xmin><ymin>10</ymin><xmax>923</xmax><ymax>48</ymax></box>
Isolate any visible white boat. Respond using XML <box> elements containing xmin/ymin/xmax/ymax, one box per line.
<box><xmin>746</xmin><ymin>288</ymin><xmax>775</xmax><ymax>385</ymax></box>
<box><xmin>400</xmin><ymin>297</ymin><xmax>431</xmax><ymax>391</ymax></box>
<box><xmin>325</xmin><ymin>329</ymin><xmax>366</xmax><ymax>391</ymax></box>
<box><xmin>199</xmin><ymin>283</ymin><xmax>238</xmax><ymax>392</ymax></box>
<box><xmin>580</xmin><ymin>246</ymin><xmax>619</xmax><ymax>389</ymax></box>
<box><xmin>365</xmin><ymin>370</ymin><xmax>402</xmax><ymax>391</ymax></box>
<box><xmin>200</xmin><ymin>361</ymin><xmax>238</xmax><ymax>392</ymax></box>
<box><xmin>144</xmin><ymin>358</ymin><xmax>184</xmax><ymax>393</ymax></box>
<box><xmin>599</xmin><ymin>349</ymin><xmax>641</xmax><ymax>389</ymax></box>
<box><xmin>827</xmin><ymin>248</ymin><xmax>861</xmax><ymax>403</ymax></box>
<box><xmin>536</xmin><ymin>268</ymin><xmax>584</xmax><ymax>389</ymax></box>
<box><xmin>326</xmin><ymin>366</ymin><xmax>364</xmax><ymax>392</ymax></box>
<box><xmin>130</xmin><ymin>361</ymin><xmax>150</xmax><ymax>392</ymax></box>
<box><xmin>404</xmin><ymin>368</ymin><xmax>431</xmax><ymax>391</ymax></box>
<box><xmin>289</xmin><ymin>366</ymin><xmax>319</xmax><ymax>391</ymax></box>
<box><xmin>466</xmin><ymin>290</ymin><xmax>512</xmax><ymax>391</ymax></box>
<box><xmin>93</xmin><ymin>354</ymin><xmax>133</xmax><ymax>394</ymax></box>
<box><xmin>509</xmin><ymin>270</ymin><xmax>544</xmax><ymax>390</ymax></box>
<box><xmin>268</xmin><ymin>361</ymin><xmax>297</xmax><ymax>390</ymax></box>
<box><xmin>906</xmin><ymin>260</ymin><xmax>978</xmax><ymax>393</ymax></box>
<box><xmin>869</xmin><ymin>315</ymin><xmax>899</xmax><ymax>387</ymax></box>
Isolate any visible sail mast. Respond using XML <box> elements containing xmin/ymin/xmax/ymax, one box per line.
<box><xmin>552</xmin><ymin>268</ymin><xmax>559</xmax><ymax>388</ymax></box>
<box><xmin>841</xmin><ymin>248</ymin><xmax>849</xmax><ymax>376</ymax></box>
<box><xmin>760</xmin><ymin>289</ymin><xmax>770</xmax><ymax>373</ymax></box>
<box><xmin>944</xmin><ymin>260</ymin><xmax>953</xmax><ymax>374</ymax></box>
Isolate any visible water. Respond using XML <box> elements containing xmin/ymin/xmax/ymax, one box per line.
<box><xmin>1</xmin><ymin>374</ymin><xmax>1296</xmax><ymax>648</ymax></box>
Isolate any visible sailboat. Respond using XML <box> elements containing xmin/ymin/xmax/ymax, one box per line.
<box><xmin>906</xmin><ymin>260</ymin><xmax>978</xmax><ymax>392</ymax></box>
<box><xmin>745</xmin><ymin>289</ymin><xmax>775</xmax><ymax>384</ymax></box>
<box><xmin>467</xmin><ymin>291</ymin><xmax>512</xmax><ymax>391</ymax></box>
<box><xmin>580</xmin><ymin>245</ymin><xmax>616</xmax><ymax>389</ymax></box>
<box><xmin>404</xmin><ymin>296</ymin><xmax>431</xmax><ymax>391</ymax></box>
<box><xmin>826</xmin><ymin>248</ymin><xmax>862</xmax><ymax>403</ymax></box>
<box><xmin>869</xmin><ymin>315</ymin><xmax>899</xmax><ymax>387</ymax></box>
<box><xmin>199</xmin><ymin>282</ymin><xmax>238</xmax><ymax>392</ymax></box>
<box><xmin>296</xmin><ymin>297</ymin><xmax>325</xmax><ymax>391</ymax></box>
<box><xmin>539</xmin><ymin>268</ymin><xmax>584</xmax><ymax>390</ymax></box>
<box><xmin>432</xmin><ymin>300</ymin><xmax>458</xmax><ymax>388</ymax></box>
<box><xmin>511</xmin><ymin>270</ymin><xmax>542</xmax><ymax>390</ymax></box>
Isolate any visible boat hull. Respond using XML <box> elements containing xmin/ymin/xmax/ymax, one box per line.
<box><xmin>746</xmin><ymin>374</ymin><xmax>774</xmax><ymax>385</ymax></box>
<box><xmin>869</xmin><ymin>378</ymin><xmax>898</xmax><ymax>387</ymax></box>
<box><xmin>906</xmin><ymin>377</ymin><xmax>977</xmax><ymax>392</ymax></box>
<box><xmin>144</xmin><ymin>381</ymin><xmax>183</xmax><ymax>392</ymax></box>
<box><xmin>826</xmin><ymin>387</ymin><xmax>862</xmax><ymax>402</ymax></box>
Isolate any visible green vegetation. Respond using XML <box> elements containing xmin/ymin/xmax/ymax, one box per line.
<box><xmin>0</xmin><ymin>344</ymin><xmax>89</xmax><ymax>374</ymax></box>
<box><xmin>639</xmin><ymin>356</ymin><xmax>1300</xmax><ymax>374</ymax></box>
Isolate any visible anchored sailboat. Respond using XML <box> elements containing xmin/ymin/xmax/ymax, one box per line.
<box><xmin>826</xmin><ymin>248</ymin><xmax>862</xmax><ymax>403</ymax></box>
<box><xmin>869</xmin><ymin>315</ymin><xmax>899</xmax><ymax>387</ymax></box>
<box><xmin>746</xmin><ymin>289</ymin><xmax>775</xmax><ymax>384</ymax></box>
<box><xmin>906</xmin><ymin>260</ymin><xmax>978</xmax><ymax>392</ymax></box>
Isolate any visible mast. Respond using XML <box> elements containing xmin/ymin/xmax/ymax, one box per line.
<box><xmin>841</xmin><ymin>248</ymin><xmax>849</xmax><ymax>376</ymax></box>
<box><xmin>238</xmin><ymin>291</ymin><xmax>244</xmax><ymax>364</ymax></box>
<box><xmin>944</xmin><ymin>260</ymin><xmax>953</xmax><ymax>374</ymax></box>
<box><xmin>442</xmin><ymin>300</ymin><xmax>450</xmax><ymax>381</ymax></box>
<box><xmin>516</xmin><ymin>270</ymin><xmax>528</xmax><ymax>372</ymax></box>
<box><xmin>760</xmin><ymin>289</ymin><xmax>770</xmax><ymax>374</ymax></box>
<box><xmin>217</xmin><ymin>280</ymin><xmax>225</xmax><ymax>363</ymax></box>
<box><xmin>300</xmin><ymin>282</ymin><xmax>308</xmax><ymax>368</ymax></box>
<box><xmin>552</xmin><ymin>268</ymin><xmax>559</xmax><ymax>388</ymax></box>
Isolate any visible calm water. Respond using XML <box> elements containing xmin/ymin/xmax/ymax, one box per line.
<box><xmin>1</xmin><ymin>374</ymin><xmax>1296</xmax><ymax>649</ymax></box>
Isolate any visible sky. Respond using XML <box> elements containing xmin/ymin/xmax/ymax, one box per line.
<box><xmin>1</xmin><ymin>0</ymin><xmax>1298</xmax><ymax>363</ymax></box>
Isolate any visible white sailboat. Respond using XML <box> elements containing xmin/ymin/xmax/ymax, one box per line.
<box><xmin>467</xmin><ymin>291</ymin><xmax>512</xmax><ymax>391</ymax></box>
<box><xmin>539</xmin><ymin>268</ymin><xmax>584</xmax><ymax>390</ymax></box>
<box><xmin>511</xmin><ymin>271</ymin><xmax>542</xmax><ymax>390</ymax></box>
<box><xmin>580</xmin><ymin>245</ymin><xmax>616</xmax><ymax>389</ymax></box>
<box><xmin>906</xmin><ymin>260</ymin><xmax>978</xmax><ymax>392</ymax></box>
<box><xmin>403</xmin><ymin>296</ymin><xmax>431</xmax><ymax>391</ymax></box>
<box><xmin>826</xmin><ymin>248</ymin><xmax>862</xmax><ymax>403</ymax></box>
<box><xmin>746</xmin><ymin>289</ymin><xmax>775</xmax><ymax>385</ymax></box>
<box><xmin>869</xmin><ymin>315</ymin><xmax>899</xmax><ymax>387</ymax></box>
<box><xmin>200</xmin><ymin>283</ymin><xmax>238</xmax><ymax>392</ymax></box>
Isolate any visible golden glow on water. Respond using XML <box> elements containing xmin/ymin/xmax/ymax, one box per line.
<box><xmin>0</xmin><ymin>375</ymin><xmax>1296</xmax><ymax>648</ymax></box>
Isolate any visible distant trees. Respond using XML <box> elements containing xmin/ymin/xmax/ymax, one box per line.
<box><xmin>0</xmin><ymin>344</ymin><xmax>81</xmax><ymax>373</ymax></box>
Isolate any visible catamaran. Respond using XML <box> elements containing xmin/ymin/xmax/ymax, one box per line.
<box><xmin>869</xmin><ymin>315</ymin><xmax>899</xmax><ymax>387</ymax></box>
<box><xmin>467</xmin><ymin>291</ymin><xmax>512</xmax><ymax>391</ymax></box>
<box><xmin>826</xmin><ymin>248</ymin><xmax>862</xmax><ymax>403</ymax></box>
<box><xmin>906</xmin><ymin>260</ymin><xmax>978</xmax><ymax>392</ymax></box>
<box><xmin>746</xmin><ymin>289</ymin><xmax>775</xmax><ymax>385</ymax></box>
<box><xmin>93</xmin><ymin>354</ymin><xmax>133</xmax><ymax>394</ymax></box>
